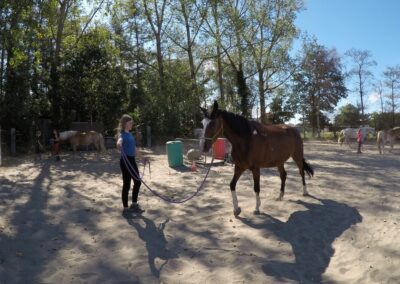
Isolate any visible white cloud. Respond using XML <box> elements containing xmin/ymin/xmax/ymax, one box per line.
<box><xmin>368</xmin><ymin>92</ymin><xmax>380</xmax><ymax>103</ymax></box>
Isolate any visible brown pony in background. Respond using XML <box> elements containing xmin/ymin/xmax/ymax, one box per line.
<box><xmin>60</xmin><ymin>130</ymin><xmax>106</xmax><ymax>153</ymax></box>
<box><xmin>200</xmin><ymin>101</ymin><xmax>314</xmax><ymax>217</ymax></box>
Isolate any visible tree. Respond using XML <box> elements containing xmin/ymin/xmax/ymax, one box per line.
<box><xmin>61</xmin><ymin>26</ymin><xmax>128</xmax><ymax>131</ymax></box>
<box><xmin>334</xmin><ymin>104</ymin><xmax>362</xmax><ymax>127</ymax></box>
<box><xmin>142</xmin><ymin>0</ymin><xmax>168</xmax><ymax>100</ymax></box>
<box><xmin>203</xmin><ymin>0</ymin><xmax>229</xmax><ymax>106</ymax></box>
<box><xmin>293</xmin><ymin>39</ymin><xmax>347</xmax><ymax>137</ymax></box>
<box><xmin>244</xmin><ymin>0</ymin><xmax>302</xmax><ymax>123</ymax></box>
<box><xmin>370</xmin><ymin>111</ymin><xmax>400</xmax><ymax>130</ymax></box>
<box><xmin>345</xmin><ymin>48</ymin><xmax>376</xmax><ymax>118</ymax></box>
<box><xmin>169</xmin><ymin>0</ymin><xmax>208</xmax><ymax>119</ymax></box>
<box><xmin>269</xmin><ymin>88</ymin><xmax>295</xmax><ymax>124</ymax></box>
<box><xmin>383</xmin><ymin>65</ymin><xmax>400</xmax><ymax>127</ymax></box>
<box><xmin>373</xmin><ymin>80</ymin><xmax>385</xmax><ymax>113</ymax></box>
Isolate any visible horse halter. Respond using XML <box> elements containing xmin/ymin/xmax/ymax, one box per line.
<box><xmin>204</xmin><ymin>120</ymin><xmax>224</xmax><ymax>142</ymax></box>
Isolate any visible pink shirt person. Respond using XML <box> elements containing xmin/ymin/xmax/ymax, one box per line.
<box><xmin>357</xmin><ymin>129</ymin><xmax>363</xmax><ymax>143</ymax></box>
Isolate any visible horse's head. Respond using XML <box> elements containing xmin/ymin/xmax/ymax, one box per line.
<box><xmin>199</xmin><ymin>101</ymin><xmax>223</xmax><ymax>152</ymax></box>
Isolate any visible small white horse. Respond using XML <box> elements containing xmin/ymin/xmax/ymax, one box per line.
<box><xmin>377</xmin><ymin>127</ymin><xmax>400</xmax><ymax>154</ymax></box>
<box><xmin>338</xmin><ymin>127</ymin><xmax>375</xmax><ymax>146</ymax></box>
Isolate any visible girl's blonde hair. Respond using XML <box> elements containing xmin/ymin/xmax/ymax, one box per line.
<box><xmin>116</xmin><ymin>114</ymin><xmax>133</xmax><ymax>136</ymax></box>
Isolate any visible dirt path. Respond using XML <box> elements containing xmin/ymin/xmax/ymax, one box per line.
<box><xmin>1</xmin><ymin>141</ymin><xmax>399</xmax><ymax>283</ymax></box>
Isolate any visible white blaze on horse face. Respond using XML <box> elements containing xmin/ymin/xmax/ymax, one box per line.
<box><xmin>199</xmin><ymin>118</ymin><xmax>211</xmax><ymax>151</ymax></box>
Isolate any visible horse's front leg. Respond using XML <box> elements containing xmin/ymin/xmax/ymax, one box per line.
<box><xmin>252</xmin><ymin>168</ymin><xmax>261</xmax><ymax>215</ymax></box>
<box><xmin>230</xmin><ymin>165</ymin><xmax>245</xmax><ymax>217</ymax></box>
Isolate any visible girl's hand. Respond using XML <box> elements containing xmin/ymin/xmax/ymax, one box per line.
<box><xmin>116</xmin><ymin>138</ymin><xmax>123</xmax><ymax>151</ymax></box>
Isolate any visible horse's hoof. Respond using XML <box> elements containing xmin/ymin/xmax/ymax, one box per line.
<box><xmin>253</xmin><ymin>210</ymin><xmax>260</xmax><ymax>215</ymax></box>
<box><xmin>303</xmin><ymin>192</ymin><xmax>309</xmax><ymax>196</ymax></box>
<box><xmin>276</xmin><ymin>196</ymin><xmax>283</xmax><ymax>201</ymax></box>
<box><xmin>233</xmin><ymin>207</ymin><xmax>241</xmax><ymax>217</ymax></box>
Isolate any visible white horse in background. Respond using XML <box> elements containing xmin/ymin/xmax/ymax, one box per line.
<box><xmin>338</xmin><ymin>126</ymin><xmax>375</xmax><ymax>146</ymax></box>
<box><xmin>377</xmin><ymin>127</ymin><xmax>400</xmax><ymax>154</ymax></box>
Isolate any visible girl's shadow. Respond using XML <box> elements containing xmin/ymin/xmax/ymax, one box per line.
<box><xmin>125</xmin><ymin>215</ymin><xmax>177</xmax><ymax>278</ymax></box>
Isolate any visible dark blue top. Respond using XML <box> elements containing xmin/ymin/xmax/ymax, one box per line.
<box><xmin>120</xmin><ymin>131</ymin><xmax>136</xmax><ymax>157</ymax></box>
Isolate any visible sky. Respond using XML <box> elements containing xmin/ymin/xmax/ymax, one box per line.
<box><xmin>293</xmin><ymin>0</ymin><xmax>400</xmax><ymax>118</ymax></box>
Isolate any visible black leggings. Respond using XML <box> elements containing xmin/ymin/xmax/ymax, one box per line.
<box><xmin>120</xmin><ymin>156</ymin><xmax>142</xmax><ymax>207</ymax></box>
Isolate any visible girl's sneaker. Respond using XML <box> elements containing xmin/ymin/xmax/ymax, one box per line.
<box><xmin>129</xmin><ymin>203</ymin><xmax>145</xmax><ymax>214</ymax></box>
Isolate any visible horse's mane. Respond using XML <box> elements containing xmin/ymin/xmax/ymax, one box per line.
<box><xmin>218</xmin><ymin>110</ymin><xmax>252</xmax><ymax>137</ymax></box>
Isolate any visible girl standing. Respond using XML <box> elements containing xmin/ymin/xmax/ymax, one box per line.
<box><xmin>116</xmin><ymin>114</ymin><xmax>144</xmax><ymax>215</ymax></box>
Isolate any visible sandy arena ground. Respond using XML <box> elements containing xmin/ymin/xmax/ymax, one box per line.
<box><xmin>0</xmin><ymin>141</ymin><xmax>399</xmax><ymax>284</ymax></box>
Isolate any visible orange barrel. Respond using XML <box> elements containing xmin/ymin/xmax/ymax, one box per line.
<box><xmin>166</xmin><ymin>140</ymin><xmax>183</xmax><ymax>167</ymax></box>
<box><xmin>213</xmin><ymin>138</ymin><xmax>226</xmax><ymax>160</ymax></box>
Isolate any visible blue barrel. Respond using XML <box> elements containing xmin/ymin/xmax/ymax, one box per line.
<box><xmin>166</xmin><ymin>140</ymin><xmax>183</xmax><ymax>167</ymax></box>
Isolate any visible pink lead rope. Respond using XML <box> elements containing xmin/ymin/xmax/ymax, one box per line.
<box><xmin>120</xmin><ymin>149</ymin><xmax>215</xmax><ymax>204</ymax></box>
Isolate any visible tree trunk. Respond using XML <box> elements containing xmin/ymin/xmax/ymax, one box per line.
<box><xmin>181</xmin><ymin>2</ymin><xmax>198</xmax><ymax>100</ymax></box>
<box><xmin>143</xmin><ymin>0</ymin><xmax>167</xmax><ymax>104</ymax></box>
<box><xmin>0</xmin><ymin>46</ymin><xmax>4</xmax><ymax>95</ymax></box>
<box><xmin>359</xmin><ymin>70</ymin><xmax>364</xmax><ymax>117</ymax></box>
<box><xmin>391</xmin><ymin>85</ymin><xmax>395</xmax><ymax>127</ymax></box>
<box><xmin>316</xmin><ymin>102</ymin><xmax>321</xmax><ymax>138</ymax></box>
<box><xmin>49</xmin><ymin>0</ymin><xmax>69</xmax><ymax>124</ymax></box>
<box><xmin>212</xmin><ymin>3</ymin><xmax>224</xmax><ymax>105</ymax></box>
<box><xmin>258</xmin><ymin>67</ymin><xmax>266</xmax><ymax>123</ymax></box>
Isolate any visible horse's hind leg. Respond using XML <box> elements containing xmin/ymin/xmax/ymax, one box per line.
<box><xmin>230</xmin><ymin>165</ymin><xmax>245</xmax><ymax>217</ymax></box>
<box><xmin>277</xmin><ymin>164</ymin><xmax>287</xmax><ymax>201</ymax></box>
<box><xmin>251</xmin><ymin>168</ymin><xmax>261</xmax><ymax>215</ymax></box>
<box><xmin>377</xmin><ymin>139</ymin><xmax>382</xmax><ymax>154</ymax></box>
<box><xmin>293</xmin><ymin>157</ymin><xmax>309</xmax><ymax>196</ymax></box>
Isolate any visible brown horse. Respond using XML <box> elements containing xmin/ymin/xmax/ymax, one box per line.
<box><xmin>200</xmin><ymin>101</ymin><xmax>314</xmax><ymax>217</ymax></box>
<box><xmin>60</xmin><ymin>130</ymin><xmax>106</xmax><ymax>153</ymax></box>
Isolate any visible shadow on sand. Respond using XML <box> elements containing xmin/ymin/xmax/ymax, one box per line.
<box><xmin>238</xmin><ymin>196</ymin><xmax>362</xmax><ymax>283</ymax></box>
<box><xmin>124</xmin><ymin>214</ymin><xmax>178</xmax><ymax>279</ymax></box>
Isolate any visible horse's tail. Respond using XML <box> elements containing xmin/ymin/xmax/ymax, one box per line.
<box><xmin>303</xmin><ymin>159</ymin><xmax>314</xmax><ymax>178</ymax></box>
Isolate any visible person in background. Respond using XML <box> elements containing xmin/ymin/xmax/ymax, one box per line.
<box><xmin>116</xmin><ymin>114</ymin><xmax>144</xmax><ymax>216</ymax></box>
<box><xmin>357</xmin><ymin>128</ymin><xmax>363</xmax><ymax>154</ymax></box>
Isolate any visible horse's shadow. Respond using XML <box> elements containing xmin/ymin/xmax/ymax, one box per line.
<box><xmin>124</xmin><ymin>215</ymin><xmax>177</xmax><ymax>278</ymax></box>
<box><xmin>238</xmin><ymin>196</ymin><xmax>362</xmax><ymax>283</ymax></box>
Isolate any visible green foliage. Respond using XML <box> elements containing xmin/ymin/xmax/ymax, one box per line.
<box><xmin>334</xmin><ymin>104</ymin><xmax>363</xmax><ymax>127</ymax></box>
<box><xmin>269</xmin><ymin>88</ymin><xmax>295</xmax><ymax>124</ymax></box>
<box><xmin>370</xmin><ymin>111</ymin><xmax>400</xmax><ymax>130</ymax></box>
<box><xmin>60</xmin><ymin>26</ymin><xmax>127</xmax><ymax>131</ymax></box>
<box><xmin>292</xmin><ymin>39</ymin><xmax>347</xmax><ymax>134</ymax></box>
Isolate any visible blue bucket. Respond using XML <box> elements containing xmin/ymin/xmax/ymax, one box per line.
<box><xmin>166</xmin><ymin>141</ymin><xmax>183</xmax><ymax>167</ymax></box>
